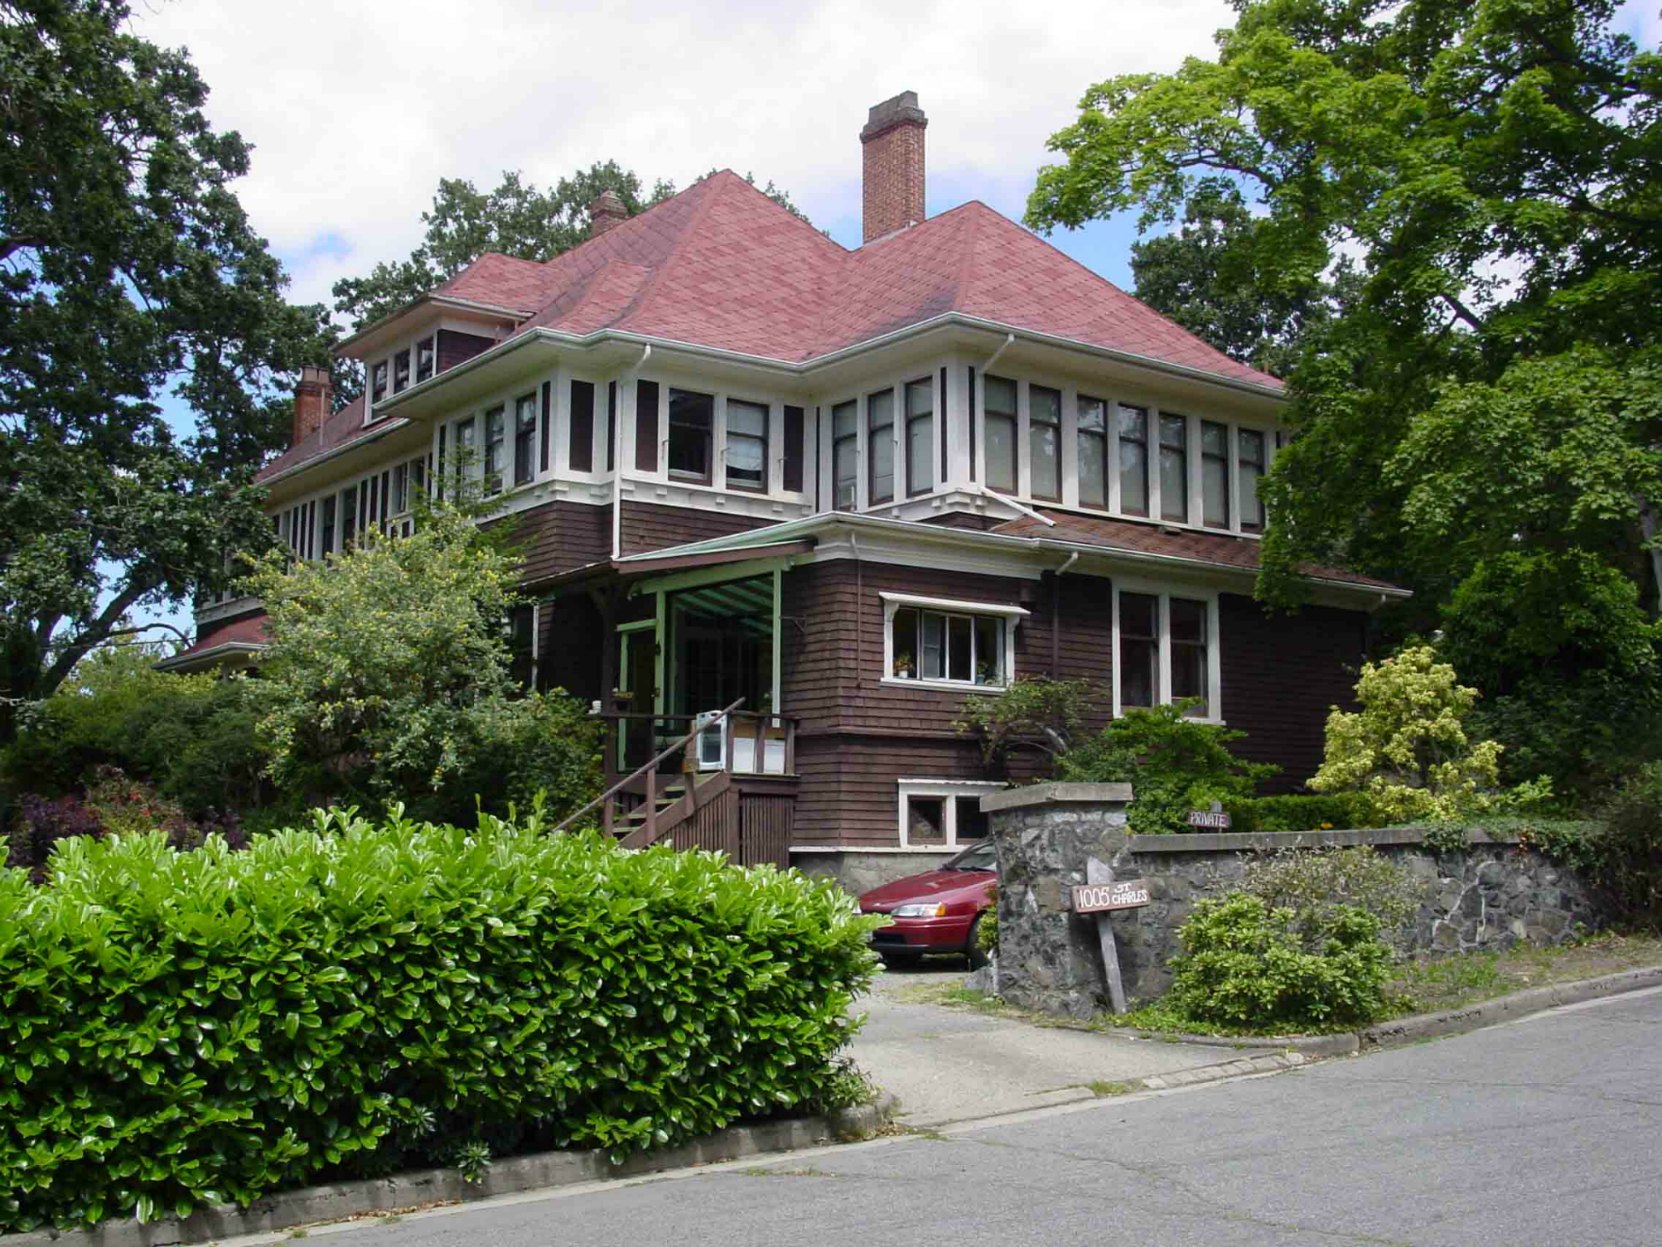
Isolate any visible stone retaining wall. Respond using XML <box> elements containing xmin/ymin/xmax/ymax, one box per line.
<box><xmin>985</xmin><ymin>785</ymin><xmax>1603</xmax><ymax>1019</ymax></box>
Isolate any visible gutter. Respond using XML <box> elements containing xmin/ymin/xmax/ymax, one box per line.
<box><xmin>256</xmin><ymin>416</ymin><xmax>412</xmax><ymax>489</ymax></box>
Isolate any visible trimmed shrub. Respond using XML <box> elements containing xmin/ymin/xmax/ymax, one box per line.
<box><xmin>1059</xmin><ymin>703</ymin><xmax>1277</xmax><ymax>835</ymax></box>
<box><xmin>1591</xmin><ymin>763</ymin><xmax>1662</xmax><ymax>930</ymax></box>
<box><xmin>1240</xmin><ymin>846</ymin><xmax>1420</xmax><ymax>938</ymax></box>
<box><xmin>0</xmin><ymin>809</ymin><xmax>879</xmax><ymax>1231</ymax></box>
<box><xmin>1224</xmin><ymin>793</ymin><xmax>1380</xmax><ymax>833</ymax></box>
<box><xmin>1167</xmin><ymin>893</ymin><xmax>1391</xmax><ymax>1031</ymax></box>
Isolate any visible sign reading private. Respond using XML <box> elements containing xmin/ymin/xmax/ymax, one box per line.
<box><xmin>1070</xmin><ymin>879</ymin><xmax>1152</xmax><ymax>914</ymax></box>
<box><xmin>1186</xmin><ymin>808</ymin><xmax>1232</xmax><ymax>830</ymax></box>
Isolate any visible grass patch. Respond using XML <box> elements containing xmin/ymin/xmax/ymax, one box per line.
<box><xmin>1086</xmin><ymin>1080</ymin><xmax>1140</xmax><ymax>1097</ymax></box>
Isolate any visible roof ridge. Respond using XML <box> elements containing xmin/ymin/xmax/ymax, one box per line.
<box><xmin>600</xmin><ymin>172</ymin><xmax>733</xmax><ymax>328</ymax></box>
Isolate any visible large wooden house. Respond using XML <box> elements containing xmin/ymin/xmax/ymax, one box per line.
<box><xmin>169</xmin><ymin>93</ymin><xmax>1405</xmax><ymax>888</ymax></box>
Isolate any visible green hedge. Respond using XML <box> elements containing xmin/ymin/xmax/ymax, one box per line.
<box><xmin>0</xmin><ymin>810</ymin><xmax>879</xmax><ymax>1231</ymax></box>
<box><xmin>1224</xmin><ymin>793</ymin><xmax>1381</xmax><ymax>834</ymax></box>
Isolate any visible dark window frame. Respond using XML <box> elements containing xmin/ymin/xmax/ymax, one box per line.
<box><xmin>904</xmin><ymin>377</ymin><xmax>933</xmax><ymax>498</ymax></box>
<box><xmin>724</xmin><ymin>397</ymin><xmax>769</xmax><ymax>493</ymax></box>
<box><xmin>1159</xmin><ymin>412</ymin><xmax>1189</xmax><ymax>523</ymax></box>
<box><xmin>983</xmin><ymin>374</ymin><xmax>1018</xmax><ymax>494</ymax></box>
<box><xmin>514</xmin><ymin>393</ymin><xmax>537</xmax><ymax>487</ymax></box>
<box><xmin>1238</xmin><ymin>428</ymin><xmax>1267</xmax><ymax>533</ymax></box>
<box><xmin>1201</xmin><ymin>420</ymin><xmax>1231</xmax><ymax>529</ymax></box>
<box><xmin>1029</xmin><ymin>384</ymin><xmax>1062</xmax><ymax>502</ymax></box>
<box><xmin>1077</xmin><ymin>394</ymin><xmax>1109</xmax><ymax>510</ymax></box>
<box><xmin>483</xmin><ymin>405</ymin><xmax>506</xmax><ymax>496</ymax></box>
<box><xmin>1117</xmin><ymin>404</ymin><xmax>1150</xmax><ymax>517</ymax></box>
<box><xmin>867</xmin><ymin>388</ymin><xmax>895</xmax><ymax>505</ymax></box>
<box><xmin>831</xmin><ymin>400</ymin><xmax>858</xmax><ymax>511</ymax></box>
<box><xmin>667</xmin><ymin>388</ymin><xmax>714</xmax><ymax>486</ymax></box>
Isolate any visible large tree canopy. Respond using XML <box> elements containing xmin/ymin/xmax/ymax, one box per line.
<box><xmin>1028</xmin><ymin>0</ymin><xmax>1662</xmax><ymax>794</ymax></box>
<box><xmin>0</xmin><ymin>0</ymin><xmax>331</xmax><ymax>734</ymax></box>
<box><xmin>333</xmin><ymin>165</ymin><xmax>810</xmax><ymax>331</ymax></box>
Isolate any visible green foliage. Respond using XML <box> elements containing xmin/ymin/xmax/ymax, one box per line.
<box><xmin>1311</xmin><ymin>646</ymin><xmax>1547</xmax><ymax>822</ymax></box>
<box><xmin>1241</xmin><ymin>846</ymin><xmax>1420</xmax><ymax>936</ymax></box>
<box><xmin>0</xmin><ymin>0</ymin><xmax>337</xmax><ymax>732</ymax></box>
<box><xmin>1591</xmin><ymin>763</ymin><xmax>1662</xmax><ymax>930</ymax></box>
<box><xmin>0</xmin><ymin>808</ymin><xmax>880</xmax><ymax>1230</ymax></box>
<box><xmin>1224</xmin><ymin>793</ymin><xmax>1379</xmax><ymax>834</ymax></box>
<box><xmin>333</xmin><ymin>166</ymin><xmax>811</xmax><ymax>331</ymax></box>
<box><xmin>1058</xmin><ymin>704</ymin><xmax>1276</xmax><ymax>834</ymax></box>
<box><xmin>1167</xmin><ymin>894</ymin><xmax>1392</xmax><ymax>1031</ymax></box>
<box><xmin>247</xmin><ymin>506</ymin><xmax>602</xmax><ymax>823</ymax></box>
<box><xmin>2</xmin><ymin>646</ymin><xmax>272</xmax><ymax>817</ymax></box>
<box><xmin>976</xmin><ymin>888</ymin><xmax>999</xmax><ymax>953</ymax></box>
<box><xmin>1026</xmin><ymin>0</ymin><xmax>1662</xmax><ymax>793</ymax></box>
<box><xmin>952</xmin><ymin>677</ymin><xmax>1094</xmax><ymax>774</ymax></box>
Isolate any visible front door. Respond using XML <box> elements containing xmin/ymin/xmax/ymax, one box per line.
<box><xmin>619</xmin><ymin>628</ymin><xmax>659</xmax><ymax>771</ymax></box>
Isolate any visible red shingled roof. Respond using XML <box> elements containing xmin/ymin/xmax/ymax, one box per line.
<box><xmin>991</xmin><ymin>509</ymin><xmax>1401</xmax><ymax>592</ymax></box>
<box><xmin>256</xmin><ymin>395</ymin><xmax>404</xmax><ymax>484</ymax></box>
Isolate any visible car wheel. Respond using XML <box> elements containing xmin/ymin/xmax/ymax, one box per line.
<box><xmin>965</xmin><ymin>916</ymin><xmax>989</xmax><ymax>970</ymax></box>
<box><xmin>879</xmin><ymin>950</ymin><xmax>922</xmax><ymax>970</ymax></box>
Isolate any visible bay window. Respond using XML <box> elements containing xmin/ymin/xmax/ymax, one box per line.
<box><xmin>1117</xmin><ymin>404</ymin><xmax>1149</xmax><ymax>516</ymax></box>
<box><xmin>904</xmin><ymin>378</ymin><xmax>933</xmax><ymax>496</ymax></box>
<box><xmin>1159</xmin><ymin>413</ymin><xmax>1188</xmax><ymax>522</ymax></box>
<box><xmin>1201</xmin><ymin>420</ymin><xmax>1230</xmax><ymax>528</ymax></box>
<box><xmin>1115</xmin><ymin>588</ymin><xmax>1218</xmax><ymax>719</ymax></box>
<box><xmin>726</xmin><ymin>398</ymin><xmax>769</xmax><ymax>491</ymax></box>
<box><xmin>832</xmin><ymin>400</ymin><xmax>858</xmax><ymax>510</ymax></box>
<box><xmin>883</xmin><ymin>593</ymin><xmax>1024</xmax><ymax>689</ymax></box>
<box><xmin>668</xmin><ymin>388</ymin><xmax>714</xmax><ymax>485</ymax></box>
<box><xmin>1239</xmin><ymin>428</ymin><xmax>1266</xmax><ymax>532</ymax></box>
<box><xmin>867</xmin><ymin>388</ymin><xmax>895</xmax><ymax>504</ymax></box>
<box><xmin>984</xmin><ymin>375</ymin><xmax>1017</xmax><ymax>493</ymax></box>
<box><xmin>1078</xmin><ymin>395</ymin><xmax>1109</xmax><ymax>509</ymax></box>
<box><xmin>514</xmin><ymin>393</ymin><xmax>537</xmax><ymax>487</ymax></box>
<box><xmin>1030</xmin><ymin>384</ymin><xmax>1062</xmax><ymax>502</ymax></box>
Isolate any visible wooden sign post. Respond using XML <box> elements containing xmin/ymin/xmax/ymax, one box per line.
<box><xmin>1070</xmin><ymin>857</ymin><xmax>1151</xmax><ymax>1015</ymax></box>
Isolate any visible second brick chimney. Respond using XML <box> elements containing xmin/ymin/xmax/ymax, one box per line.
<box><xmin>588</xmin><ymin>189</ymin><xmax>628</xmax><ymax>238</ymax></box>
<box><xmin>291</xmin><ymin>364</ymin><xmax>332</xmax><ymax>448</ymax></box>
<box><xmin>861</xmin><ymin>91</ymin><xmax>927</xmax><ymax>244</ymax></box>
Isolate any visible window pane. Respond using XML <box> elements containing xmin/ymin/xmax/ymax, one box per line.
<box><xmin>1030</xmin><ymin>385</ymin><xmax>1061</xmax><ymax>500</ymax></box>
<box><xmin>1239</xmin><ymin>428</ymin><xmax>1266</xmax><ymax>531</ymax></box>
<box><xmin>955</xmin><ymin>796</ymin><xmax>989</xmax><ymax>841</ymax></box>
<box><xmin>484</xmin><ymin>405</ymin><xmax>505</xmax><ymax>494</ymax></box>
<box><xmin>1170</xmin><ymin>598</ymin><xmax>1209</xmax><ymax>715</ymax></box>
<box><xmin>371</xmin><ymin>361</ymin><xmax>388</xmax><ymax>404</ymax></box>
<box><xmin>921</xmin><ymin>611</ymin><xmax>946</xmax><ymax>679</ymax></box>
<box><xmin>867</xmin><ymin>390</ymin><xmax>894</xmax><ymax>503</ymax></box>
<box><xmin>668</xmin><ymin>389</ymin><xmax>714</xmax><ymax>483</ymax></box>
<box><xmin>416</xmin><ymin>337</ymin><xmax>434</xmax><ymax>383</ymax></box>
<box><xmin>833</xmin><ymin>400</ymin><xmax>859</xmax><ymax>510</ymax></box>
<box><xmin>1117</xmin><ymin>405</ymin><xmax>1147</xmax><ymax>515</ymax></box>
<box><xmin>320</xmin><ymin>495</ymin><xmax>336</xmax><ymax>554</ymax></box>
<box><xmin>1202</xmin><ymin>420</ymin><xmax>1230</xmax><ymax>528</ymax></box>
<box><xmin>948</xmin><ymin>615</ymin><xmax>973</xmax><ymax>682</ymax></box>
<box><xmin>514</xmin><ymin>394</ymin><xmax>537</xmax><ymax>487</ymax></box>
<box><xmin>1078</xmin><ymin>396</ymin><xmax>1107</xmax><ymax>508</ymax></box>
<box><xmin>1160</xmin><ymin>414</ymin><xmax>1188</xmax><ymax>522</ymax></box>
<box><xmin>393</xmin><ymin>350</ymin><xmax>410</xmax><ymax>394</ymax></box>
<box><xmin>905</xmin><ymin>378</ymin><xmax>932</xmax><ymax>496</ymax></box>
<box><xmin>892</xmin><ymin>608</ymin><xmax>919</xmax><ymax>678</ymax></box>
<box><xmin>973</xmin><ymin>615</ymin><xmax>1003</xmax><ymax>685</ymax></box>
<box><xmin>907</xmin><ymin>797</ymin><xmax>946</xmax><ymax>846</ymax></box>
<box><xmin>726</xmin><ymin>398</ymin><xmax>768</xmax><ymax>490</ymax></box>
<box><xmin>985</xmin><ymin>375</ymin><xmax>1017</xmax><ymax>493</ymax></box>
<box><xmin>391</xmin><ymin>464</ymin><xmax>407</xmax><ymax>515</ymax></box>
<box><xmin>1119</xmin><ymin>591</ymin><xmax>1158</xmax><ymax>708</ymax></box>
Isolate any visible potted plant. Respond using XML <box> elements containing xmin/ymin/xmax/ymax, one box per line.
<box><xmin>894</xmin><ymin>651</ymin><xmax>915</xmax><ymax>679</ymax></box>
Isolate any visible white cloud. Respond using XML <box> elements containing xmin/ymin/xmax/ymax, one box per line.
<box><xmin>132</xmin><ymin>0</ymin><xmax>1234</xmax><ymax>306</ymax></box>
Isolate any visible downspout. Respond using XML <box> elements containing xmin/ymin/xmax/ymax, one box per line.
<box><xmin>983</xmin><ymin>331</ymin><xmax>1015</xmax><ymax>376</ymax></box>
<box><xmin>611</xmin><ymin>343</ymin><xmax>652</xmax><ymax>560</ymax></box>
<box><xmin>967</xmin><ymin>481</ymin><xmax>1056</xmax><ymax>526</ymax></box>
<box><xmin>850</xmin><ymin>530</ymin><xmax>863</xmax><ymax>703</ymax></box>
<box><xmin>1051</xmin><ymin>550</ymin><xmax>1079</xmax><ymax>677</ymax></box>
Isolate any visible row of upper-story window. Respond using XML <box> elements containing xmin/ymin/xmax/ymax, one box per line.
<box><xmin>369</xmin><ymin>335</ymin><xmax>435</xmax><ymax>407</ymax></box>
<box><xmin>828</xmin><ymin>371</ymin><xmax>1274</xmax><ymax>535</ymax></box>
<box><xmin>275</xmin><ymin>453</ymin><xmax>430</xmax><ymax>561</ymax></box>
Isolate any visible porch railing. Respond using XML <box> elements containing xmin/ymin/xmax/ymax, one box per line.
<box><xmin>601</xmin><ymin>705</ymin><xmax>798</xmax><ymax>782</ymax></box>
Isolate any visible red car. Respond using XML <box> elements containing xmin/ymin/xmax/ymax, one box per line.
<box><xmin>858</xmin><ymin>841</ymin><xmax>997</xmax><ymax>966</ymax></box>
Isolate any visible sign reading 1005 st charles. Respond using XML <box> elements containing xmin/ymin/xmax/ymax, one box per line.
<box><xmin>1069</xmin><ymin>879</ymin><xmax>1151</xmax><ymax>914</ymax></box>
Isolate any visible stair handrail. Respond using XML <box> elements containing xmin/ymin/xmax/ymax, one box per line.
<box><xmin>555</xmin><ymin>697</ymin><xmax>746</xmax><ymax>835</ymax></box>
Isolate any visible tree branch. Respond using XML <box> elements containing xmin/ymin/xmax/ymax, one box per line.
<box><xmin>38</xmin><ymin>581</ymin><xmax>151</xmax><ymax>698</ymax></box>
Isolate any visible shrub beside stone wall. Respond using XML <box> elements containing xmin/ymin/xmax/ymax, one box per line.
<box><xmin>985</xmin><ymin>786</ymin><xmax>1603</xmax><ymax>1018</ymax></box>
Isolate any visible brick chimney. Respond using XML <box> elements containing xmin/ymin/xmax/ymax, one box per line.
<box><xmin>588</xmin><ymin>189</ymin><xmax>628</xmax><ymax>238</ymax></box>
<box><xmin>291</xmin><ymin>364</ymin><xmax>332</xmax><ymax>447</ymax></box>
<box><xmin>861</xmin><ymin>91</ymin><xmax>927</xmax><ymax>244</ymax></box>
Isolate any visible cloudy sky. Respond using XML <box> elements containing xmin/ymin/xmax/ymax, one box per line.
<box><xmin>132</xmin><ymin>0</ymin><xmax>1255</xmax><ymax>307</ymax></box>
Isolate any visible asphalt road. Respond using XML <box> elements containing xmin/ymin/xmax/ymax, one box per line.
<box><xmin>272</xmin><ymin>987</ymin><xmax>1662</xmax><ymax>1247</ymax></box>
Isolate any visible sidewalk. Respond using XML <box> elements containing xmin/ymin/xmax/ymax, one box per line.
<box><xmin>847</xmin><ymin>966</ymin><xmax>1245</xmax><ymax>1126</ymax></box>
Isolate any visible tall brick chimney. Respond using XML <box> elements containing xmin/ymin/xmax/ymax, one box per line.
<box><xmin>861</xmin><ymin>91</ymin><xmax>927</xmax><ymax>244</ymax></box>
<box><xmin>291</xmin><ymin>364</ymin><xmax>332</xmax><ymax>447</ymax></box>
<box><xmin>588</xmin><ymin>189</ymin><xmax>628</xmax><ymax>238</ymax></box>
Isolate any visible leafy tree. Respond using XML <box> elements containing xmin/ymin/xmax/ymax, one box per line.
<box><xmin>952</xmin><ymin>677</ymin><xmax>1094</xmax><ymax>774</ymax></box>
<box><xmin>333</xmin><ymin>165</ymin><xmax>812</xmax><ymax>330</ymax></box>
<box><xmin>1128</xmin><ymin>178</ymin><xmax>1356</xmax><ymax>376</ymax></box>
<box><xmin>1027</xmin><ymin>0</ymin><xmax>1662</xmax><ymax>796</ymax></box>
<box><xmin>0</xmin><ymin>0</ymin><xmax>334</xmax><ymax>738</ymax></box>
<box><xmin>1059</xmin><ymin>703</ymin><xmax>1276</xmax><ymax>834</ymax></box>
<box><xmin>246</xmin><ymin>505</ymin><xmax>602</xmax><ymax>822</ymax></box>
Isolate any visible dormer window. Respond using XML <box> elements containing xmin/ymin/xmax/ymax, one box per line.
<box><xmin>393</xmin><ymin>349</ymin><xmax>411</xmax><ymax>395</ymax></box>
<box><xmin>416</xmin><ymin>336</ymin><xmax>435</xmax><ymax>384</ymax></box>
<box><xmin>371</xmin><ymin>360</ymin><xmax>388</xmax><ymax>406</ymax></box>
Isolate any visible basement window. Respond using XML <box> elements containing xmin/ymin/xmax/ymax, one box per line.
<box><xmin>897</xmin><ymin>780</ymin><xmax>1008</xmax><ymax>849</ymax></box>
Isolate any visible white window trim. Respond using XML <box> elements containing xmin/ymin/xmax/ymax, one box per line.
<box><xmin>879</xmin><ymin>591</ymin><xmax>1027</xmax><ymax>693</ymax></box>
<box><xmin>897</xmin><ymin>779</ymin><xmax>1008</xmax><ymax>849</ymax></box>
<box><xmin>1110</xmin><ymin>582</ymin><xmax>1223</xmax><ymax>723</ymax></box>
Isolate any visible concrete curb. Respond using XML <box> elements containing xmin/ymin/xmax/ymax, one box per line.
<box><xmin>1136</xmin><ymin>1050</ymin><xmax>1308</xmax><ymax>1091</ymax></box>
<box><xmin>1115</xmin><ymin>964</ymin><xmax>1662</xmax><ymax>1059</ymax></box>
<box><xmin>1</xmin><ymin>1096</ymin><xmax>898</xmax><ymax>1247</ymax></box>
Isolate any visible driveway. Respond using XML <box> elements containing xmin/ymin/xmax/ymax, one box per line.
<box><xmin>846</xmin><ymin>965</ymin><xmax>1244</xmax><ymax>1125</ymax></box>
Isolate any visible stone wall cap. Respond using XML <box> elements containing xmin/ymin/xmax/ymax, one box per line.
<box><xmin>1126</xmin><ymin>825</ymin><xmax>1521</xmax><ymax>853</ymax></box>
<box><xmin>980</xmin><ymin>782</ymin><xmax>1133</xmax><ymax>813</ymax></box>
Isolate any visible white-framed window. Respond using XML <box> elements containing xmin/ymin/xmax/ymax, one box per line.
<box><xmin>832</xmin><ymin>399</ymin><xmax>859</xmax><ymax>510</ymax></box>
<box><xmin>1112</xmin><ymin>585</ymin><xmax>1221</xmax><ymax>721</ymax></box>
<box><xmin>897</xmin><ymin>779</ymin><xmax>1007</xmax><ymax>849</ymax></box>
<box><xmin>880</xmin><ymin>592</ymin><xmax>1027</xmax><ymax>691</ymax></box>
